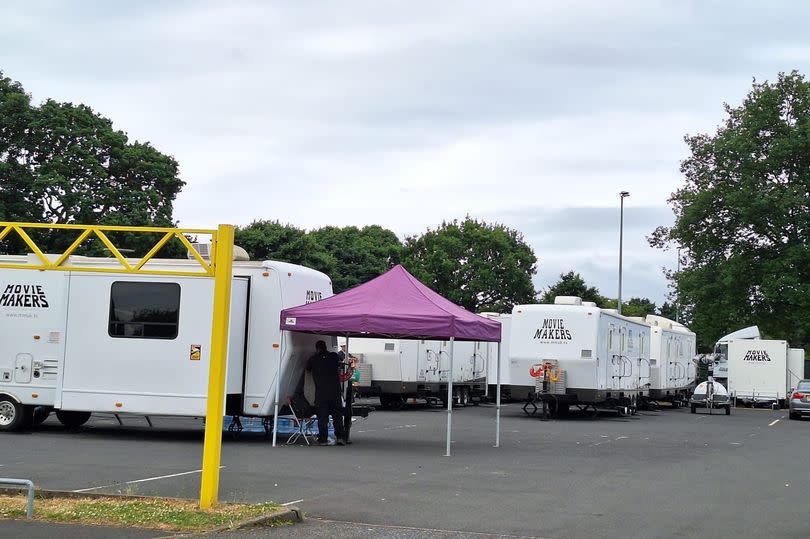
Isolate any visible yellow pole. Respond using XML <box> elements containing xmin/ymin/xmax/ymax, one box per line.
<box><xmin>199</xmin><ymin>224</ymin><xmax>234</xmax><ymax>509</ymax></box>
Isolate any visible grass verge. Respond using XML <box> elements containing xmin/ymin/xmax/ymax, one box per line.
<box><xmin>0</xmin><ymin>495</ymin><xmax>286</xmax><ymax>532</ymax></box>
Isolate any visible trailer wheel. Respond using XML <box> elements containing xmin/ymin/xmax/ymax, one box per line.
<box><xmin>691</xmin><ymin>404</ymin><xmax>697</xmax><ymax>414</ymax></box>
<box><xmin>33</xmin><ymin>406</ymin><xmax>52</xmax><ymax>426</ymax></box>
<box><xmin>459</xmin><ymin>388</ymin><xmax>470</xmax><ymax>407</ymax></box>
<box><xmin>0</xmin><ymin>397</ymin><xmax>31</xmax><ymax>432</ymax></box>
<box><xmin>789</xmin><ymin>412</ymin><xmax>799</xmax><ymax>420</ymax></box>
<box><xmin>724</xmin><ymin>405</ymin><xmax>731</xmax><ymax>416</ymax></box>
<box><xmin>56</xmin><ymin>410</ymin><xmax>91</xmax><ymax>429</ymax></box>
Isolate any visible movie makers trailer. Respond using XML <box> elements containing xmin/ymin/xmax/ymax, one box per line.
<box><xmin>646</xmin><ymin>315</ymin><xmax>697</xmax><ymax>407</ymax></box>
<box><xmin>0</xmin><ymin>252</ymin><xmax>332</xmax><ymax>432</ymax></box>
<box><xmin>350</xmin><ymin>336</ymin><xmax>488</xmax><ymax>409</ymax></box>
<box><xmin>727</xmin><ymin>339</ymin><xmax>803</xmax><ymax>408</ymax></box>
<box><xmin>508</xmin><ymin>297</ymin><xmax>651</xmax><ymax>416</ymax></box>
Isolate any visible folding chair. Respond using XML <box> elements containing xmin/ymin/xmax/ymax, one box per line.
<box><xmin>285</xmin><ymin>396</ymin><xmax>317</xmax><ymax>445</ymax></box>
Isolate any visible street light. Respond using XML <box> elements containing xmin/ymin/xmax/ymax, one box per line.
<box><xmin>618</xmin><ymin>191</ymin><xmax>630</xmax><ymax>315</ymax></box>
<box><xmin>675</xmin><ymin>247</ymin><xmax>681</xmax><ymax>323</ymax></box>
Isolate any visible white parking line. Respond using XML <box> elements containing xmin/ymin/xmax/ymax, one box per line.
<box><xmin>282</xmin><ymin>499</ymin><xmax>304</xmax><ymax>506</ymax></box>
<box><xmin>768</xmin><ymin>417</ymin><xmax>783</xmax><ymax>427</ymax></box>
<box><xmin>73</xmin><ymin>466</ymin><xmax>225</xmax><ymax>493</ymax></box>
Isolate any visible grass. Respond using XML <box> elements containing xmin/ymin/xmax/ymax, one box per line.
<box><xmin>0</xmin><ymin>495</ymin><xmax>286</xmax><ymax>532</ymax></box>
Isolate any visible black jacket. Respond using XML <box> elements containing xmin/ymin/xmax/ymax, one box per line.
<box><xmin>306</xmin><ymin>351</ymin><xmax>342</xmax><ymax>403</ymax></box>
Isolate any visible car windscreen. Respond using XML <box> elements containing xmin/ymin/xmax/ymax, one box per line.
<box><xmin>796</xmin><ymin>381</ymin><xmax>810</xmax><ymax>391</ymax></box>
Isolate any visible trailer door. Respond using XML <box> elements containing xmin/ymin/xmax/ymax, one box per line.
<box><xmin>227</xmin><ymin>278</ymin><xmax>249</xmax><ymax>397</ymax></box>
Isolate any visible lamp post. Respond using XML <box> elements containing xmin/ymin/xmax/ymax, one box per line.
<box><xmin>618</xmin><ymin>191</ymin><xmax>630</xmax><ymax>315</ymax></box>
<box><xmin>675</xmin><ymin>247</ymin><xmax>680</xmax><ymax>323</ymax></box>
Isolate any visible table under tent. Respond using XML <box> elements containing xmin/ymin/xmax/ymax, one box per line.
<box><xmin>274</xmin><ymin>264</ymin><xmax>503</xmax><ymax>455</ymax></box>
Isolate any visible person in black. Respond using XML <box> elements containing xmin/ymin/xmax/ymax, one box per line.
<box><xmin>306</xmin><ymin>340</ymin><xmax>347</xmax><ymax>446</ymax></box>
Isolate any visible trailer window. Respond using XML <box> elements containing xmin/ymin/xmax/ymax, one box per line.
<box><xmin>108</xmin><ymin>282</ymin><xmax>181</xmax><ymax>339</ymax></box>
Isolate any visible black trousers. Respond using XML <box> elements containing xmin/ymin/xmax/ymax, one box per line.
<box><xmin>315</xmin><ymin>397</ymin><xmax>346</xmax><ymax>442</ymax></box>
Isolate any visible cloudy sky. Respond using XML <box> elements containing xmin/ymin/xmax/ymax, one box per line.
<box><xmin>3</xmin><ymin>1</ymin><xmax>809</xmax><ymax>304</ymax></box>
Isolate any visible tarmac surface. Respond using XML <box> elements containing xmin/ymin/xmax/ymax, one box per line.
<box><xmin>0</xmin><ymin>400</ymin><xmax>806</xmax><ymax>538</ymax></box>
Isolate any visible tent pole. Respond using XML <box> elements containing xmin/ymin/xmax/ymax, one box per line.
<box><xmin>445</xmin><ymin>337</ymin><xmax>455</xmax><ymax>457</ymax></box>
<box><xmin>495</xmin><ymin>341</ymin><xmax>502</xmax><ymax>448</ymax></box>
<box><xmin>272</xmin><ymin>335</ymin><xmax>285</xmax><ymax>447</ymax></box>
<box><xmin>344</xmin><ymin>334</ymin><xmax>352</xmax><ymax>442</ymax></box>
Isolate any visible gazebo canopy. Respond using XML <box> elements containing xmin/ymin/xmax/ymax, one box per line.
<box><xmin>279</xmin><ymin>265</ymin><xmax>500</xmax><ymax>342</ymax></box>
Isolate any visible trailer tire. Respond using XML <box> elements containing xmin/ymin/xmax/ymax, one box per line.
<box><xmin>33</xmin><ymin>406</ymin><xmax>52</xmax><ymax>426</ymax></box>
<box><xmin>724</xmin><ymin>405</ymin><xmax>731</xmax><ymax>415</ymax></box>
<box><xmin>691</xmin><ymin>404</ymin><xmax>697</xmax><ymax>414</ymax></box>
<box><xmin>0</xmin><ymin>397</ymin><xmax>31</xmax><ymax>432</ymax></box>
<box><xmin>789</xmin><ymin>412</ymin><xmax>799</xmax><ymax>420</ymax></box>
<box><xmin>460</xmin><ymin>388</ymin><xmax>470</xmax><ymax>407</ymax></box>
<box><xmin>56</xmin><ymin>410</ymin><xmax>91</xmax><ymax>429</ymax></box>
<box><xmin>379</xmin><ymin>394</ymin><xmax>392</xmax><ymax>410</ymax></box>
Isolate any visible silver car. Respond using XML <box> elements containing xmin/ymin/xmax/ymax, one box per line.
<box><xmin>789</xmin><ymin>380</ymin><xmax>810</xmax><ymax>420</ymax></box>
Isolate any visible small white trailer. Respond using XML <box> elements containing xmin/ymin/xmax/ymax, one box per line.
<box><xmin>727</xmin><ymin>339</ymin><xmax>795</xmax><ymax>408</ymax></box>
<box><xmin>350</xmin><ymin>337</ymin><xmax>487</xmax><ymax>408</ymax></box>
<box><xmin>0</xmin><ymin>252</ymin><xmax>333</xmax><ymax>431</ymax></box>
<box><xmin>646</xmin><ymin>315</ymin><xmax>697</xmax><ymax>405</ymax></box>
<box><xmin>508</xmin><ymin>297</ymin><xmax>651</xmax><ymax>414</ymax></box>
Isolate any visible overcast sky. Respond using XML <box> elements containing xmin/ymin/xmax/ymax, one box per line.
<box><xmin>3</xmin><ymin>1</ymin><xmax>809</xmax><ymax>304</ymax></box>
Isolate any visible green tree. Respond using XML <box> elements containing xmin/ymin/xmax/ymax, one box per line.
<box><xmin>235</xmin><ymin>220</ymin><xmax>335</xmax><ymax>275</ymax></box>
<box><xmin>650</xmin><ymin>71</ymin><xmax>810</xmax><ymax>348</ymax></box>
<box><xmin>621</xmin><ymin>297</ymin><xmax>657</xmax><ymax>318</ymax></box>
<box><xmin>540</xmin><ymin>271</ymin><xmax>605</xmax><ymax>305</ymax></box>
<box><xmin>401</xmin><ymin>217</ymin><xmax>537</xmax><ymax>312</ymax></box>
<box><xmin>0</xmin><ymin>71</ymin><xmax>185</xmax><ymax>256</ymax></box>
<box><xmin>309</xmin><ymin>225</ymin><xmax>402</xmax><ymax>292</ymax></box>
<box><xmin>657</xmin><ymin>301</ymin><xmax>679</xmax><ymax>321</ymax></box>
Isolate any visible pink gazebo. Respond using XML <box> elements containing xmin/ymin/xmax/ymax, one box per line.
<box><xmin>278</xmin><ymin>265</ymin><xmax>504</xmax><ymax>455</ymax></box>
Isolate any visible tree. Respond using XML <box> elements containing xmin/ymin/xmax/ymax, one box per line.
<box><xmin>540</xmin><ymin>271</ymin><xmax>605</xmax><ymax>305</ymax></box>
<box><xmin>621</xmin><ymin>297</ymin><xmax>657</xmax><ymax>318</ymax></box>
<box><xmin>0</xmin><ymin>71</ymin><xmax>185</xmax><ymax>256</ymax></box>
<box><xmin>235</xmin><ymin>220</ymin><xmax>335</xmax><ymax>274</ymax></box>
<box><xmin>650</xmin><ymin>71</ymin><xmax>810</xmax><ymax>348</ymax></box>
<box><xmin>309</xmin><ymin>225</ymin><xmax>402</xmax><ymax>293</ymax></box>
<box><xmin>401</xmin><ymin>217</ymin><xmax>537</xmax><ymax>312</ymax></box>
<box><xmin>657</xmin><ymin>301</ymin><xmax>678</xmax><ymax>321</ymax></box>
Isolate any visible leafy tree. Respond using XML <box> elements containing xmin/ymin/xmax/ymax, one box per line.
<box><xmin>540</xmin><ymin>271</ymin><xmax>605</xmax><ymax>305</ymax></box>
<box><xmin>657</xmin><ymin>301</ymin><xmax>678</xmax><ymax>321</ymax></box>
<box><xmin>401</xmin><ymin>217</ymin><xmax>537</xmax><ymax>312</ymax></box>
<box><xmin>650</xmin><ymin>71</ymin><xmax>810</xmax><ymax>348</ymax></box>
<box><xmin>235</xmin><ymin>220</ymin><xmax>335</xmax><ymax>274</ymax></box>
<box><xmin>309</xmin><ymin>225</ymin><xmax>402</xmax><ymax>292</ymax></box>
<box><xmin>621</xmin><ymin>297</ymin><xmax>657</xmax><ymax>318</ymax></box>
<box><xmin>0</xmin><ymin>71</ymin><xmax>185</xmax><ymax>256</ymax></box>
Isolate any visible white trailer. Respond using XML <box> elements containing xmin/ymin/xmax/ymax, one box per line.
<box><xmin>788</xmin><ymin>348</ymin><xmax>806</xmax><ymax>393</ymax></box>
<box><xmin>727</xmin><ymin>339</ymin><xmax>793</xmax><ymax>407</ymax></box>
<box><xmin>0</xmin><ymin>253</ymin><xmax>333</xmax><ymax>431</ymax></box>
<box><xmin>508</xmin><ymin>297</ymin><xmax>651</xmax><ymax>413</ymax></box>
<box><xmin>349</xmin><ymin>337</ymin><xmax>487</xmax><ymax>407</ymax></box>
<box><xmin>646</xmin><ymin>315</ymin><xmax>697</xmax><ymax>404</ymax></box>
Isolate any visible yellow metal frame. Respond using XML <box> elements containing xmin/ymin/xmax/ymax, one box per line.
<box><xmin>0</xmin><ymin>221</ymin><xmax>233</xmax><ymax>509</ymax></box>
<box><xmin>0</xmin><ymin>222</ymin><xmax>216</xmax><ymax>276</ymax></box>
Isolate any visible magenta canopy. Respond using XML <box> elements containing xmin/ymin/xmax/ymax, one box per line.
<box><xmin>279</xmin><ymin>265</ymin><xmax>501</xmax><ymax>342</ymax></box>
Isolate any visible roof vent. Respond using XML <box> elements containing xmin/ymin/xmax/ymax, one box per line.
<box><xmin>554</xmin><ymin>296</ymin><xmax>582</xmax><ymax>306</ymax></box>
<box><xmin>188</xmin><ymin>243</ymin><xmax>250</xmax><ymax>261</ymax></box>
